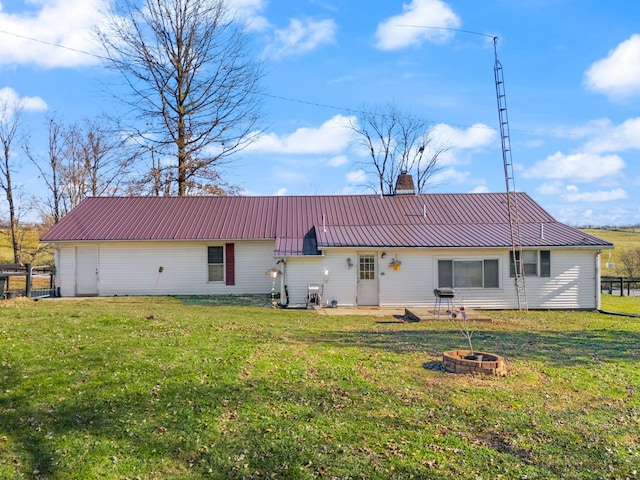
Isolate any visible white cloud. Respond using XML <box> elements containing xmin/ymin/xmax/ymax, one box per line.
<box><xmin>561</xmin><ymin>118</ymin><xmax>613</xmax><ymax>139</ymax></box>
<box><xmin>428</xmin><ymin>123</ymin><xmax>496</xmax><ymax>166</ymax></box>
<box><xmin>374</xmin><ymin>0</ymin><xmax>460</xmax><ymax>51</ymax></box>
<box><xmin>430</xmin><ymin>168</ymin><xmax>471</xmax><ymax>185</ymax></box>
<box><xmin>248</xmin><ymin>114</ymin><xmax>354</xmax><ymax>154</ymax></box>
<box><xmin>522</xmin><ymin>151</ymin><xmax>625</xmax><ymax>182</ymax></box>
<box><xmin>562</xmin><ymin>188</ymin><xmax>628</xmax><ymax>203</ymax></box>
<box><xmin>273</xmin><ymin>187</ymin><xmax>287</xmax><ymax>196</ymax></box>
<box><xmin>272</xmin><ymin>166</ymin><xmax>309</xmax><ymax>184</ymax></box>
<box><xmin>536</xmin><ymin>182</ymin><xmax>629</xmax><ymax>205</ymax></box>
<box><xmin>535</xmin><ymin>181</ymin><xmax>564</xmax><ymax>196</ymax></box>
<box><xmin>0</xmin><ymin>0</ymin><xmax>105</xmax><ymax>68</ymax></box>
<box><xmin>431</xmin><ymin>123</ymin><xmax>496</xmax><ymax>149</ymax></box>
<box><xmin>0</xmin><ymin>87</ymin><xmax>47</xmax><ymax>120</ymax></box>
<box><xmin>230</xmin><ymin>0</ymin><xmax>266</xmax><ymax>17</ymax></box>
<box><xmin>263</xmin><ymin>17</ymin><xmax>336</xmax><ymax>59</ymax></box>
<box><xmin>584</xmin><ymin>34</ymin><xmax>640</xmax><ymax>101</ymax></box>
<box><xmin>230</xmin><ymin>0</ymin><xmax>270</xmax><ymax>31</ymax></box>
<box><xmin>583</xmin><ymin>117</ymin><xmax>640</xmax><ymax>152</ymax></box>
<box><xmin>468</xmin><ymin>184</ymin><xmax>489</xmax><ymax>193</ymax></box>
<box><xmin>346</xmin><ymin>169</ymin><xmax>366</xmax><ymax>184</ymax></box>
<box><xmin>327</xmin><ymin>155</ymin><xmax>348</xmax><ymax>167</ymax></box>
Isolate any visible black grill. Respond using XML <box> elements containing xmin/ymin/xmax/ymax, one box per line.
<box><xmin>433</xmin><ymin>288</ymin><xmax>455</xmax><ymax>298</ymax></box>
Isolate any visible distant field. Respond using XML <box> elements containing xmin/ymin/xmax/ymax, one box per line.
<box><xmin>582</xmin><ymin>228</ymin><xmax>640</xmax><ymax>275</ymax></box>
<box><xmin>0</xmin><ymin>227</ymin><xmax>53</xmax><ymax>265</ymax></box>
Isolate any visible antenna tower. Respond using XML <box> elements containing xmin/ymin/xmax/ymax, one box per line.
<box><xmin>493</xmin><ymin>37</ymin><xmax>528</xmax><ymax>311</ymax></box>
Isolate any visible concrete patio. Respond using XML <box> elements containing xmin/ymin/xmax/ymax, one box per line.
<box><xmin>316</xmin><ymin>305</ymin><xmax>492</xmax><ymax>322</ymax></box>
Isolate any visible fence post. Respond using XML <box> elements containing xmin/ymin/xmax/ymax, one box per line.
<box><xmin>620</xmin><ymin>276</ymin><xmax>624</xmax><ymax>297</ymax></box>
<box><xmin>25</xmin><ymin>263</ymin><xmax>32</xmax><ymax>298</ymax></box>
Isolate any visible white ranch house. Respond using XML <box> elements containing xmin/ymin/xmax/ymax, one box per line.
<box><xmin>41</xmin><ymin>191</ymin><xmax>612</xmax><ymax>309</ymax></box>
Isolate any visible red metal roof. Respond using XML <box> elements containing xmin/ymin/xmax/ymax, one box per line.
<box><xmin>41</xmin><ymin>193</ymin><xmax>612</xmax><ymax>254</ymax></box>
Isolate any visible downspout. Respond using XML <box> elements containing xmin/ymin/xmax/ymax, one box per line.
<box><xmin>277</xmin><ymin>259</ymin><xmax>288</xmax><ymax>306</ymax></box>
<box><xmin>595</xmin><ymin>250</ymin><xmax>601</xmax><ymax>310</ymax></box>
<box><xmin>594</xmin><ymin>249</ymin><xmax>640</xmax><ymax>317</ymax></box>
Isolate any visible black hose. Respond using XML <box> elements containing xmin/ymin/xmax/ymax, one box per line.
<box><xmin>598</xmin><ymin>309</ymin><xmax>640</xmax><ymax>318</ymax></box>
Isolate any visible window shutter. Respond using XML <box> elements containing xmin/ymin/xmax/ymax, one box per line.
<box><xmin>225</xmin><ymin>243</ymin><xmax>235</xmax><ymax>286</ymax></box>
<box><xmin>509</xmin><ymin>251</ymin><xmax>520</xmax><ymax>277</ymax></box>
<box><xmin>540</xmin><ymin>250</ymin><xmax>551</xmax><ymax>277</ymax></box>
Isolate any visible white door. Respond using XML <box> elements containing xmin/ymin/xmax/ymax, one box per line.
<box><xmin>76</xmin><ymin>246</ymin><xmax>98</xmax><ymax>296</ymax></box>
<box><xmin>357</xmin><ymin>253</ymin><xmax>378</xmax><ymax>306</ymax></box>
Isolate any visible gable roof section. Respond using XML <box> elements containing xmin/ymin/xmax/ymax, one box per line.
<box><xmin>41</xmin><ymin>193</ymin><xmax>612</xmax><ymax>253</ymax></box>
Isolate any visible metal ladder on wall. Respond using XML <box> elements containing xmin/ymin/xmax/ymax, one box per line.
<box><xmin>493</xmin><ymin>37</ymin><xmax>528</xmax><ymax>311</ymax></box>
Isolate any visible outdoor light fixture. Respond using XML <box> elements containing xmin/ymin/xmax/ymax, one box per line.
<box><xmin>265</xmin><ymin>268</ymin><xmax>280</xmax><ymax>278</ymax></box>
<box><xmin>346</xmin><ymin>258</ymin><xmax>353</xmax><ymax>269</ymax></box>
<box><xmin>381</xmin><ymin>252</ymin><xmax>387</xmax><ymax>258</ymax></box>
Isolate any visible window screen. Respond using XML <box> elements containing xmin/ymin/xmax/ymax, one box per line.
<box><xmin>483</xmin><ymin>259</ymin><xmax>499</xmax><ymax>288</ymax></box>
<box><xmin>208</xmin><ymin>246</ymin><xmax>224</xmax><ymax>282</ymax></box>
<box><xmin>439</xmin><ymin>259</ymin><xmax>499</xmax><ymax>289</ymax></box>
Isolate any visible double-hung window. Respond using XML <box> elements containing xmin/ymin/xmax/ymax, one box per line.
<box><xmin>510</xmin><ymin>250</ymin><xmax>551</xmax><ymax>277</ymax></box>
<box><xmin>438</xmin><ymin>259</ymin><xmax>499</xmax><ymax>289</ymax></box>
<box><xmin>208</xmin><ymin>246</ymin><xmax>224</xmax><ymax>282</ymax></box>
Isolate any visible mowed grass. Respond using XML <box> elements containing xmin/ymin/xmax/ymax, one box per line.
<box><xmin>602</xmin><ymin>293</ymin><xmax>640</xmax><ymax>315</ymax></box>
<box><xmin>1</xmin><ymin>297</ymin><xmax>640</xmax><ymax>479</ymax></box>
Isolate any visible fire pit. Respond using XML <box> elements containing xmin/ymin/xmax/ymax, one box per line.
<box><xmin>443</xmin><ymin>350</ymin><xmax>507</xmax><ymax>376</ymax></box>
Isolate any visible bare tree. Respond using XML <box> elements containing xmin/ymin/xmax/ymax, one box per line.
<box><xmin>25</xmin><ymin>115</ymin><xmax>64</xmax><ymax>226</ymax></box>
<box><xmin>97</xmin><ymin>0</ymin><xmax>264</xmax><ymax>196</ymax></box>
<box><xmin>617</xmin><ymin>248</ymin><xmax>640</xmax><ymax>279</ymax></box>
<box><xmin>64</xmin><ymin>117</ymin><xmax>138</xmax><ymax>201</ymax></box>
<box><xmin>26</xmin><ymin>115</ymin><xmax>139</xmax><ymax>224</ymax></box>
<box><xmin>349</xmin><ymin>103</ymin><xmax>448</xmax><ymax>195</ymax></box>
<box><xmin>0</xmin><ymin>99</ymin><xmax>23</xmax><ymax>263</ymax></box>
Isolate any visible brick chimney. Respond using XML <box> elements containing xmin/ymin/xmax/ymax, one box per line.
<box><xmin>394</xmin><ymin>171</ymin><xmax>415</xmax><ymax>195</ymax></box>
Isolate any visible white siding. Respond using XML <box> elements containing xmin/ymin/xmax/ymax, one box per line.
<box><xmin>283</xmin><ymin>252</ymin><xmax>357</xmax><ymax>306</ymax></box>
<box><xmin>321</xmin><ymin>247</ymin><xmax>599</xmax><ymax>310</ymax></box>
<box><xmin>55</xmin><ymin>245</ymin><xmax>77</xmax><ymax>297</ymax></box>
<box><xmin>428</xmin><ymin>248</ymin><xmax>599</xmax><ymax>310</ymax></box>
<box><xmin>55</xmin><ymin>241</ymin><xmax>277</xmax><ymax>297</ymax></box>
<box><xmin>52</xmin><ymin>241</ymin><xmax>600</xmax><ymax>309</ymax></box>
<box><xmin>526</xmin><ymin>250</ymin><xmax>598</xmax><ymax>310</ymax></box>
<box><xmin>379</xmin><ymin>250</ymin><xmax>433</xmax><ymax>307</ymax></box>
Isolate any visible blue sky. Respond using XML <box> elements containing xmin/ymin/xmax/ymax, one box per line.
<box><xmin>1</xmin><ymin>0</ymin><xmax>639</xmax><ymax>226</ymax></box>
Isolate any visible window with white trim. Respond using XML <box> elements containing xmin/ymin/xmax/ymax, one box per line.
<box><xmin>438</xmin><ymin>259</ymin><xmax>500</xmax><ymax>289</ymax></box>
<box><xmin>510</xmin><ymin>250</ymin><xmax>551</xmax><ymax>277</ymax></box>
<box><xmin>208</xmin><ymin>246</ymin><xmax>224</xmax><ymax>282</ymax></box>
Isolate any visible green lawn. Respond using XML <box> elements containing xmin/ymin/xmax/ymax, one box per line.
<box><xmin>1</xmin><ymin>297</ymin><xmax>640</xmax><ymax>479</ymax></box>
<box><xmin>601</xmin><ymin>293</ymin><xmax>640</xmax><ymax>315</ymax></box>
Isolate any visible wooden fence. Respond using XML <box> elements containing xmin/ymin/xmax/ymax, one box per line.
<box><xmin>0</xmin><ymin>263</ymin><xmax>56</xmax><ymax>299</ymax></box>
<box><xmin>601</xmin><ymin>276</ymin><xmax>640</xmax><ymax>297</ymax></box>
